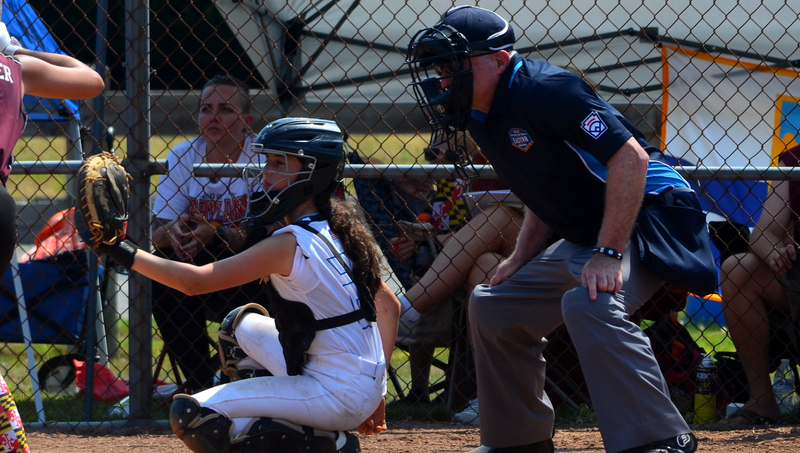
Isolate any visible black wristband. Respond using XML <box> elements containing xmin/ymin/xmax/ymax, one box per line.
<box><xmin>108</xmin><ymin>239</ymin><xmax>138</xmax><ymax>269</ymax></box>
<box><xmin>593</xmin><ymin>246</ymin><xmax>623</xmax><ymax>260</ymax></box>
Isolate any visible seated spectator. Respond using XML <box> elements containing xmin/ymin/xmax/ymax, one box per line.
<box><xmin>390</xmin><ymin>138</ymin><xmax>524</xmax><ymax>410</ymax></box>
<box><xmin>393</xmin><ymin>141</ymin><xmax>523</xmax><ymax>324</ymax></box>
<box><xmin>150</xmin><ymin>74</ymin><xmax>266</xmax><ymax>392</ymax></box>
<box><xmin>347</xmin><ymin>147</ymin><xmax>437</xmax><ymax>290</ymax></box>
<box><xmin>719</xmin><ymin>145</ymin><xmax>800</xmax><ymax>425</ymax></box>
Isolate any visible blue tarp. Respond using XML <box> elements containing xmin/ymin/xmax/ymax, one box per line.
<box><xmin>1</xmin><ymin>0</ymin><xmax>81</xmax><ymax>121</ymax></box>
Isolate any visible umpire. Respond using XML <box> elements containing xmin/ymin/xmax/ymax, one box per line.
<box><xmin>406</xmin><ymin>6</ymin><xmax>715</xmax><ymax>453</ymax></box>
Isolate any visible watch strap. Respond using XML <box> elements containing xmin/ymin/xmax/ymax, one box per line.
<box><xmin>593</xmin><ymin>246</ymin><xmax>623</xmax><ymax>260</ymax></box>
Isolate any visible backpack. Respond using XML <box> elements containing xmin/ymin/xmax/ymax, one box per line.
<box><xmin>643</xmin><ymin>315</ymin><xmax>705</xmax><ymax>397</ymax></box>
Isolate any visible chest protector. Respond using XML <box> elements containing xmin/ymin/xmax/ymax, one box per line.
<box><xmin>267</xmin><ymin>216</ymin><xmax>377</xmax><ymax>376</ymax></box>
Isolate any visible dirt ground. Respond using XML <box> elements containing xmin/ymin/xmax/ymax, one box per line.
<box><xmin>25</xmin><ymin>421</ymin><xmax>800</xmax><ymax>452</ymax></box>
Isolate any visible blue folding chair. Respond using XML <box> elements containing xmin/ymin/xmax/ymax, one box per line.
<box><xmin>1</xmin><ymin>250</ymin><xmax>107</xmax><ymax>423</ymax></box>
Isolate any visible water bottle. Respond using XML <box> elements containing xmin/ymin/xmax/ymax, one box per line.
<box><xmin>106</xmin><ymin>395</ymin><xmax>129</xmax><ymax>418</ymax></box>
<box><xmin>773</xmin><ymin>359</ymin><xmax>798</xmax><ymax>415</ymax></box>
<box><xmin>694</xmin><ymin>353</ymin><xmax>717</xmax><ymax>424</ymax></box>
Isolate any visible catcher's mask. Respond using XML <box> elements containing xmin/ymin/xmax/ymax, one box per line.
<box><xmin>406</xmin><ymin>5</ymin><xmax>515</xmax><ymax>177</ymax></box>
<box><xmin>245</xmin><ymin>118</ymin><xmax>345</xmax><ymax>226</ymax></box>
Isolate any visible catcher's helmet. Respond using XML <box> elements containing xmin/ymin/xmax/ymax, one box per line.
<box><xmin>406</xmin><ymin>6</ymin><xmax>515</xmax><ymax>176</ymax></box>
<box><xmin>245</xmin><ymin>118</ymin><xmax>345</xmax><ymax>226</ymax></box>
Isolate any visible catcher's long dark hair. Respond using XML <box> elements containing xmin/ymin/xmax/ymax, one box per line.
<box><xmin>314</xmin><ymin>192</ymin><xmax>382</xmax><ymax>296</ymax></box>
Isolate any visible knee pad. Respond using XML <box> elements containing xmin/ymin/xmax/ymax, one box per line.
<box><xmin>229</xmin><ymin>418</ymin><xmax>347</xmax><ymax>453</ymax></box>
<box><xmin>218</xmin><ymin>303</ymin><xmax>270</xmax><ymax>381</ymax></box>
<box><xmin>170</xmin><ymin>395</ymin><xmax>233</xmax><ymax>453</ymax></box>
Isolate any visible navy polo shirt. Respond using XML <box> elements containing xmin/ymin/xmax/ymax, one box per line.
<box><xmin>468</xmin><ymin>53</ymin><xmax>688</xmax><ymax>246</ymax></box>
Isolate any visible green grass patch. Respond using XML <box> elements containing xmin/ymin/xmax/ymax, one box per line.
<box><xmin>682</xmin><ymin>321</ymin><xmax>735</xmax><ymax>355</ymax></box>
<box><xmin>1</xmin><ymin>317</ymin><xmax>189</xmax><ymax>423</ymax></box>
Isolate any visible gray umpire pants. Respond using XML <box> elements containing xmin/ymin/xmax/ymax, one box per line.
<box><xmin>470</xmin><ymin>239</ymin><xmax>691</xmax><ymax>452</ymax></box>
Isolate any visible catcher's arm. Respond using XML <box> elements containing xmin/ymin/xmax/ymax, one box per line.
<box><xmin>358</xmin><ymin>280</ymin><xmax>399</xmax><ymax>435</ymax></box>
<box><xmin>129</xmin><ymin>230</ymin><xmax>296</xmax><ymax>295</ymax></box>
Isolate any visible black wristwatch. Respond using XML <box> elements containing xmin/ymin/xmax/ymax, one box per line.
<box><xmin>593</xmin><ymin>246</ymin><xmax>623</xmax><ymax>260</ymax></box>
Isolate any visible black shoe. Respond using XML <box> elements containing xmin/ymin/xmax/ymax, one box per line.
<box><xmin>627</xmin><ymin>433</ymin><xmax>697</xmax><ymax>453</ymax></box>
<box><xmin>335</xmin><ymin>431</ymin><xmax>361</xmax><ymax>453</ymax></box>
<box><xmin>170</xmin><ymin>396</ymin><xmax>233</xmax><ymax>452</ymax></box>
<box><xmin>468</xmin><ymin>439</ymin><xmax>554</xmax><ymax>453</ymax></box>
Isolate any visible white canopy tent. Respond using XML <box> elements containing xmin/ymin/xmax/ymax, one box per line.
<box><xmin>212</xmin><ymin>0</ymin><xmax>800</xmax><ymax>235</ymax></box>
<box><xmin>213</xmin><ymin>0</ymin><xmax>800</xmax><ymax>130</ymax></box>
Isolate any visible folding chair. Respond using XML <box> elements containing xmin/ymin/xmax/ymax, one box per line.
<box><xmin>348</xmin><ymin>151</ymin><xmax>476</xmax><ymax>411</ymax></box>
<box><xmin>0</xmin><ymin>250</ymin><xmax>108</xmax><ymax>422</ymax></box>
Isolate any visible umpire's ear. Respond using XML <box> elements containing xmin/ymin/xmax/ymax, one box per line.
<box><xmin>492</xmin><ymin>50</ymin><xmax>511</xmax><ymax>73</ymax></box>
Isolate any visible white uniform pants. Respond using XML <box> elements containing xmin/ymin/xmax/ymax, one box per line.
<box><xmin>191</xmin><ymin>314</ymin><xmax>386</xmax><ymax>433</ymax></box>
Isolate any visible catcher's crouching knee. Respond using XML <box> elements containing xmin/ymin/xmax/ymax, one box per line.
<box><xmin>218</xmin><ymin>303</ymin><xmax>270</xmax><ymax>381</ymax></box>
<box><xmin>170</xmin><ymin>395</ymin><xmax>233</xmax><ymax>453</ymax></box>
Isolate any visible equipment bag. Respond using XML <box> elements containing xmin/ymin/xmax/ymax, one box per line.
<box><xmin>635</xmin><ymin>187</ymin><xmax>718</xmax><ymax>296</ymax></box>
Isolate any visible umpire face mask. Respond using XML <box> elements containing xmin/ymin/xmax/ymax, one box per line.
<box><xmin>407</xmin><ymin>25</ymin><xmax>473</xmax><ymax>132</ymax></box>
<box><xmin>407</xmin><ymin>26</ymin><xmax>482</xmax><ymax>178</ymax></box>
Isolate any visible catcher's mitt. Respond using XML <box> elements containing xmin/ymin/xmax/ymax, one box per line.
<box><xmin>75</xmin><ymin>152</ymin><xmax>132</xmax><ymax>249</ymax></box>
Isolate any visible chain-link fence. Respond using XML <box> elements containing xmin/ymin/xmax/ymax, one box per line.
<box><xmin>2</xmin><ymin>0</ymin><xmax>800</xmax><ymax>429</ymax></box>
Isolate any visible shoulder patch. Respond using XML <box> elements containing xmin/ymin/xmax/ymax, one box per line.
<box><xmin>581</xmin><ymin>111</ymin><xmax>608</xmax><ymax>139</ymax></box>
<box><xmin>508</xmin><ymin>128</ymin><xmax>533</xmax><ymax>151</ymax></box>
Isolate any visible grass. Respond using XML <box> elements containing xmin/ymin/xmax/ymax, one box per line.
<box><xmin>2</xmin><ymin>294</ymin><xmax>741</xmax><ymax>424</ymax></box>
<box><xmin>1</xmin><ymin>316</ymin><xmax>187</xmax><ymax>423</ymax></box>
<box><xmin>683</xmin><ymin>322</ymin><xmax>735</xmax><ymax>355</ymax></box>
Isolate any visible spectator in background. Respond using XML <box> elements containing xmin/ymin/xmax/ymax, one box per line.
<box><xmin>350</xmin><ymin>149</ymin><xmax>437</xmax><ymax>289</ymax></box>
<box><xmin>151</xmin><ymin>74</ymin><xmax>267</xmax><ymax>392</ymax></box>
<box><xmin>719</xmin><ymin>145</ymin><xmax>800</xmax><ymax>426</ymax></box>
<box><xmin>390</xmin><ymin>136</ymin><xmax>524</xmax><ymax>412</ymax></box>
<box><xmin>395</xmin><ymin>140</ymin><xmax>523</xmax><ymax>319</ymax></box>
<box><xmin>0</xmin><ymin>22</ymin><xmax>104</xmax><ymax>453</ymax></box>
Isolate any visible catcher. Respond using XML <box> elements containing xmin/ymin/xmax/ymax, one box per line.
<box><xmin>75</xmin><ymin>118</ymin><xmax>400</xmax><ymax>453</ymax></box>
<box><xmin>0</xmin><ymin>21</ymin><xmax>103</xmax><ymax>453</ymax></box>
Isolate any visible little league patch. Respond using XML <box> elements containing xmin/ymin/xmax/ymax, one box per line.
<box><xmin>581</xmin><ymin>111</ymin><xmax>608</xmax><ymax>139</ymax></box>
<box><xmin>509</xmin><ymin>128</ymin><xmax>533</xmax><ymax>151</ymax></box>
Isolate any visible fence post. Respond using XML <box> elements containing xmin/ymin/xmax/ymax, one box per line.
<box><xmin>125</xmin><ymin>0</ymin><xmax>153</xmax><ymax>425</ymax></box>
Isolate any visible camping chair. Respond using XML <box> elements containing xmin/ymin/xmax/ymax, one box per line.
<box><xmin>0</xmin><ymin>249</ymin><xmax>108</xmax><ymax>423</ymax></box>
<box><xmin>348</xmin><ymin>150</ymin><xmax>475</xmax><ymax>411</ymax></box>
